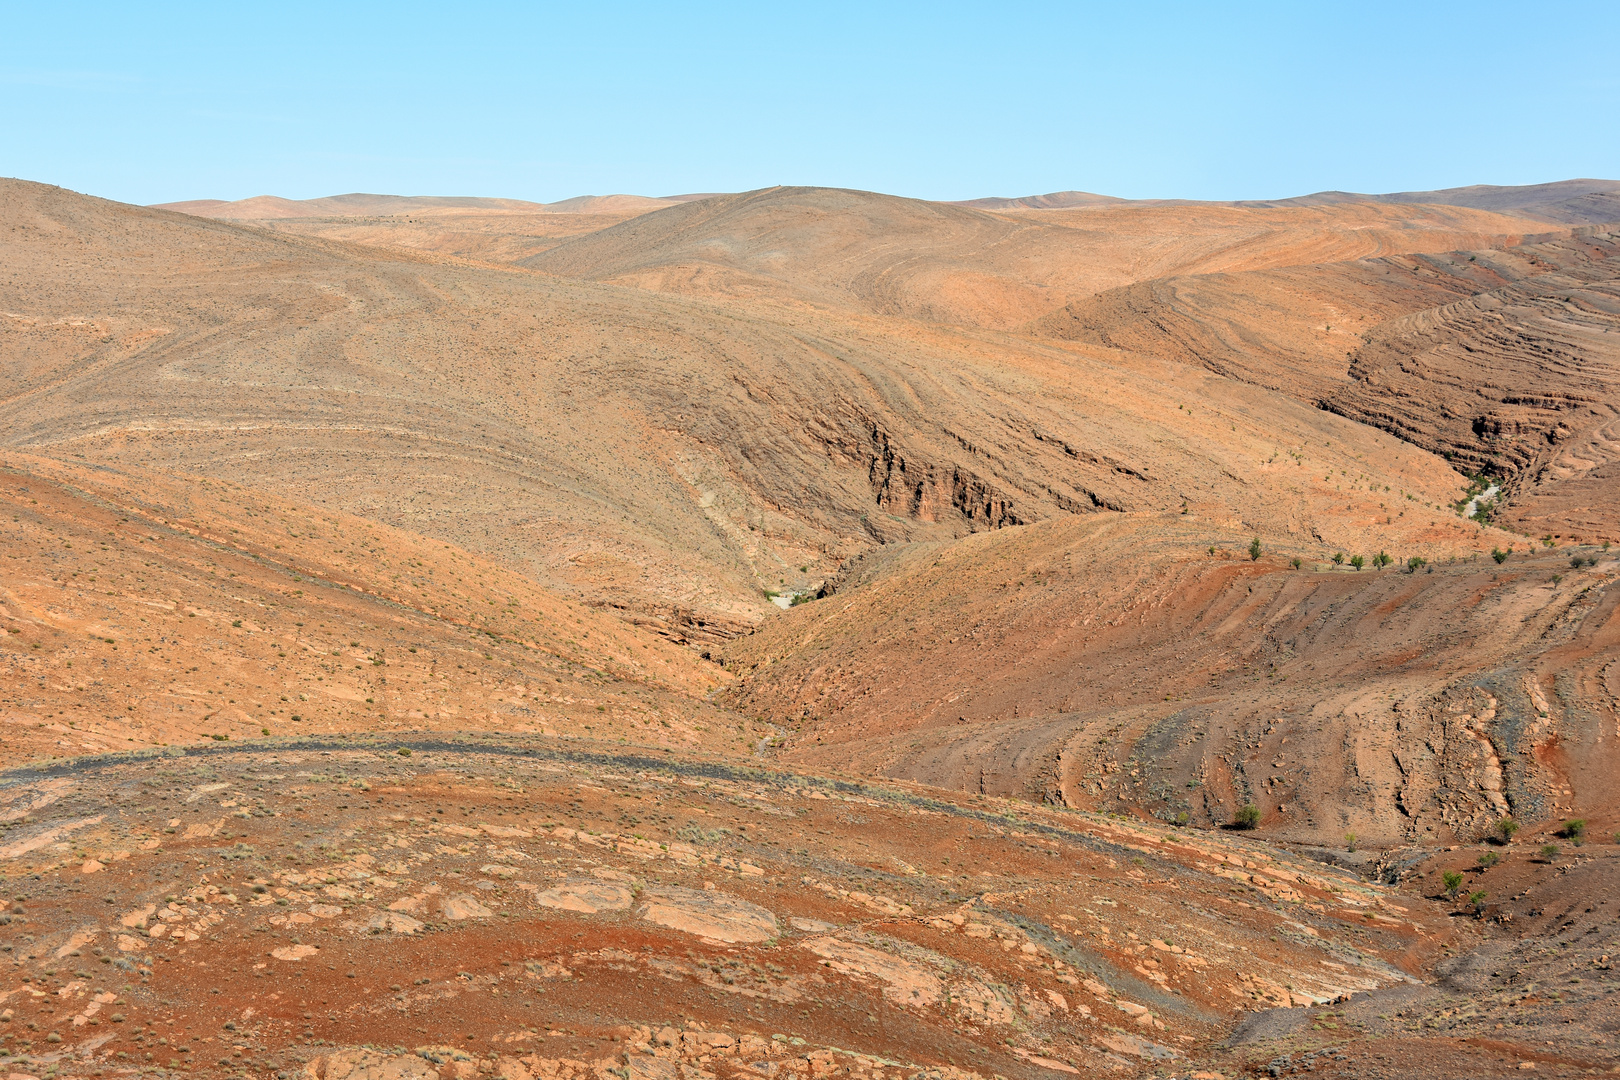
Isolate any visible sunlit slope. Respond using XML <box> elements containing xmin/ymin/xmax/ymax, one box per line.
<box><xmin>1034</xmin><ymin>228</ymin><xmax>1620</xmax><ymax>542</ymax></box>
<box><xmin>523</xmin><ymin>186</ymin><xmax>1551</xmax><ymax>330</ymax></box>
<box><xmin>4</xmin><ymin>180</ymin><xmax>1500</xmax><ymax>637</ymax></box>
<box><xmin>721</xmin><ymin>513</ymin><xmax>1619</xmax><ymax>849</ymax></box>
<box><xmin>0</xmin><ymin>452</ymin><xmax>761</xmax><ymax>767</ymax></box>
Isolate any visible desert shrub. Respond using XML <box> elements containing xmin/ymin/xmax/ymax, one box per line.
<box><xmin>1477</xmin><ymin>851</ymin><xmax>1499</xmax><ymax>868</ymax></box>
<box><xmin>1344</xmin><ymin>831</ymin><xmax>1357</xmax><ymax>853</ymax></box>
<box><xmin>1571</xmin><ymin>555</ymin><xmax>1586</xmax><ymax>569</ymax></box>
<box><xmin>1442</xmin><ymin>870</ymin><xmax>1464</xmax><ymax>897</ymax></box>
<box><xmin>1233</xmin><ymin>804</ymin><xmax>1260</xmax><ymax>830</ymax></box>
<box><xmin>1290</xmin><ymin>557</ymin><xmax>1302</xmax><ymax>569</ymax></box>
<box><xmin>1562</xmin><ymin>819</ymin><xmax>1586</xmax><ymax>845</ymax></box>
<box><xmin>1467</xmin><ymin>890</ymin><xmax>1488</xmax><ymax>913</ymax></box>
<box><xmin>1374</xmin><ymin>550</ymin><xmax>1393</xmax><ymax>569</ymax></box>
<box><xmin>1249</xmin><ymin>537</ymin><xmax>1262</xmax><ymax>561</ymax></box>
<box><xmin>1331</xmin><ymin>552</ymin><xmax>1345</xmax><ymax>565</ymax></box>
<box><xmin>1496</xmin><ymin>817</ymin><xmax>1519</xmax><ymax>843</ymax></box>
<box><xmin>1406</xmin><ymin>555</ymin><xmax>1426</xmax><ymax>572</ymax></box>
<box><xmin>1540</xmin><ymin>843</ymin><xmax>1561</xmax><ymax>861</ymax></box>
<box><xmin>1492</xmin><ymin>547</ymin><xmax>1511</xmax><ymax>564</ymax></box>
<box><xmin>1350</xmin><ymin>554</ymin><xmax>1365</xmax><ymax>570</ymax></box>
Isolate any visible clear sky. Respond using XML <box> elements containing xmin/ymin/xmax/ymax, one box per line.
<box><xmin>5</xmin><ymin>1</ymin><xmax>1618</xmax><ymax>206</ymax></box>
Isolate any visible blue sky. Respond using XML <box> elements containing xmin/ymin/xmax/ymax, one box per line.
<box><xmin>4</xmin><ymin>2</ymin><xmax>1617</xmax><ymax>205</ymax></box>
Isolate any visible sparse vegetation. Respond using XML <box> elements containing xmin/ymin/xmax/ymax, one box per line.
<box><xmin>1562</xmin><ymin>819</ymin><xmax>1586</xmax><ymax>845</ymax></box>
<box><xmin>1233</xmin><ymin>803</ymin><xmax>1260</xmax><ymax>830</ymax></box>
<box><xmin>1373</xmin><ymin>550</ymin><xmax>1392</xmax><ymax>570</ymax></box>
<box><xmin>1442</xmin><ymin>870</ymin><xmax>1464</xmax><ymax>898</ymax></box>
<box><xmin>1350</xmin><ymin>554</ymin><xmax>1365</xmax><ymax>570</ymax></box>
<box><xmin>1249</xmin><ymin>537</ymin><xmax>1262</xmax><ymax>561</ymax></box>
<box><xmin>1497</xmin><ymin>817</ymin><xmax>1519</xmax><ymax>843</ymax></box>
<box><xmin>1540</xmin><ymin>843</ymin><xmax>1561</xmax><ymax>861</ymax></box>
<box><xmin>1331</xmin><ymin>552</ymin><xmax>1345</xmax><ymax>565</ymax></box>
<box><xmin>1492</xmin><ymin>547</ymin><xmax>1511</xmax><ymax>564</ymax></box>
<box><xmin>1406</xmin><ymin>555</ymin><xmax>1425</xmax><ymax>572</ymax></box>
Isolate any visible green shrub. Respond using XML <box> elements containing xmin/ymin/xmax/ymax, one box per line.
<box><xmin>1374</xmin><ymin>550</ymin><xmax>1393</xmax><ymax>569</ymax></box>
<box><xmin>1350</xmin><ymin>554</ymin><xmax>1365</xmax><ymax>570</ymax></box>
<box><xmin>1233</xmin><ymin>804</ymin><xmax>1260</xmax><ymax>830</ymax></box>
<box><xmin>1563</xmin><ymin>819</ymin><xmax>1586</xmax><ymax>845</ymax></box>
<box><xmin>1407</xmin><ymin>555</ymin><xmax>1426</xmax><ymax>572</ymax></box>
<box><xmin>1497</xmin><ymin>817</ymin><xmax>1519</xmax><ymax>843</ymax></box>
<box><xmin>1442</xmin><ymin>870</ymin><xmax>1464</xmax><ymax>897</ymax></box>
<box><xmin>1477</xmin><ymin>851</ymin><xmax>1499</xmax><ymax>868</ymax></box>
<box><xmin>1540</xmin><ymin>843</ymin><xmax>1561</xmax><ymax>861</ymax></box>
<box><xmin>1249</xmin><ymin>537</ymin><xmax>1262</xmax><ymax>561</ymax></box>
<box><xmin>1331</xmin><ymin>552</ymin><xmax>1345</xmax><ymax>565</ymax></box>
<box><xmin>1492</xmin><ymin>547</ymin><xmax>1511</xmax><ymax>564</ymax></box>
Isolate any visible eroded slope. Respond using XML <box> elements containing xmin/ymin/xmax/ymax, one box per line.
<box><xmin>722</xmin><ymin>515</ymin><xmax>1619</xmax><ymax>852</ymax></box>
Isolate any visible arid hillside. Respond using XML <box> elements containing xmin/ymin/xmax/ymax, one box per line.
<box><xmin>150</xmin><ymin>193</ymin><xmax>715</xmax><ymax>265</ymax></box>
<box><xmin>0</xmin><ymin>452</ymin><xmax>747</xmax><ymax>768</ymax></box>
<box><xmin>5</xmin><ymin>175</ymin><xmax>1620</xmax><ymax>1078</ymax></box>
<box><xmin>520</xmin><ymin>186</ymin><xmax>1553</xmax><ymax>331</ymax></box>
<box><xmin>722</xmin><ymin>513</ymin><xmax>1617</xmax><ymax>850</ymax></box>
<box><xmin>1033</xmin><ymin>228</ymin><xmax>1620</xmax><ymax>541</ymax></box>
<box><xmin>7</xmin><ymin>179</ymin><xmax>1504</xmax><ymax>642</ymax></box>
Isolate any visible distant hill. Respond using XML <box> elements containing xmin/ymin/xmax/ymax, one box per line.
<box><xmin>151</xmin><ymin>191</ymin><xmax>720</xmax><ymax>219</ymax></box>
<box><xmin>962</xmin><ymin>179</ymin><xmax>1620</xmax><ymax>225</ymax></box>
<box><xmin>1275</xmin><ymin>178</ymin><xmax>1620</xmax><ymax>224</ymax></box>
<box><xmin>952</xmin><ymin>190</ymin><xmax>1129</xmax><ymax>210</ymax></box>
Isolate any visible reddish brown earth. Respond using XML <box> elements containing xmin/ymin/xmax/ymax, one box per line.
<box><xmin>3</xmin><ymin>176</ymin><xmax>1620</xmax><ymax>1078</ymax></box>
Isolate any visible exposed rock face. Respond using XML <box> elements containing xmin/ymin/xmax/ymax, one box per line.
<box><xmin>1034</xmin><ymin>227</ymin><xmax>1620</xmax><ymax>541</ymax></box>
<box><xmin>638</xmin><ymin>886</ymin><xmax>778</xmax><ymax>943</ymax></box>
<box><xmin>725</xmin><ymin>515</ymin><xmax>1619</xmax><ymax>848</ymax></box>
<box><xmin>533</xmin><ymin>880</ymin><xmax>634</xmax><ymax>914</ymax></box>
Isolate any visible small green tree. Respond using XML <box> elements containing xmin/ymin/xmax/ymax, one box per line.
<box><xmin>1407</xmin><ymin>555</ymin><xmax>1426</xmax><ymax>572</ymax></box>
<box><xmin>1290</xmin><ymin>556</ymin><xmax>1302</xmax><ymax>569</ymax></box>
<box><xmin>1467</xmin><ymin>890</ymin><xmax>1488</xmax><ymax>914</ymax></box>
<box><xmin>1249</xmin><ymin>537</ymin><xmax>1263</xmax><ymax>561</ymax></box>
<box><xmin>1497</xmin><ymin>817</ymin><xmax>1519</xmax><ymax>843</ymax></box>
<box><xmin>1492</xmin><ymin>547</ymin><xmax>1511</xmax><ymax>564</ymax></box>
<box><xmin>1442</xmin><ymin>870</ymin><xmax>1464</xmax><ymax>898</ymax></box>
<box><xmin>1331</xmin><ymin>552</ymin><xmax>1345</xmax><ymax>565</ymax></box>
<box><xmin>1563</xmin><ymin>819</ymin><xmax>1587</xmax><ymax>845</ymax></box>
<box><xmin>1350</xmin><ymin>554</ymin><xmax>1366</xmax><ymax>570</ymax></box>
<box><xmin>1540</xmin><ymin>843</ymin><xmax>1561</xmax><ymax>861</ymax></box>
<box><xmin>1477</xmin><ymin>851</ymin><xmax>1499</xmax><ymax>868</ymax></box>
<box><xmin>1374</xmin><ymin>550</ymin><xmax>1393</xmax><ymax>569</ymax></box>
<box><xmin>1233</xmin><ymin>804</ymin><xmax>1260</xmax><ymax>830</ymax></box>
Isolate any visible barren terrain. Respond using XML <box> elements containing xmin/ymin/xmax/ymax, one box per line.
<box><xmin>3</xmin><ymin>175</ymin><xmax>1620</xmax><ymax>1078</ymax></box>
